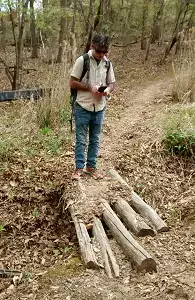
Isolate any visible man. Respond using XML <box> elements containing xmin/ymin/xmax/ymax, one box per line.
<box><xmin>70</xmin><ymin>34</ymin><xmax>115</xmax><ymax>180</ymax></box>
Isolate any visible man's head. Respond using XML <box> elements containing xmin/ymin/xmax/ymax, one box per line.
<box><xmin>91</xmin><ymin>34</ymin><xmax>110</xmax><ymax>60</ymax></box>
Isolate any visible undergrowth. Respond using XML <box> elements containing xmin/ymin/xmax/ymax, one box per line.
<box><xmin>0</xmin><ymin>52</ymin><xmax>73</xmax><ymax>162</ymax></box>
<box><xmin>163</xmin><ymin>104</ymin><xmax>195</xmax><ymax>155</ymax></box>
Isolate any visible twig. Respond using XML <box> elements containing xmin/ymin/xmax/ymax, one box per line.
<box><xmin>0</xmin><ymin>269</ymin><xmax>22</xmax><ymax>279</ymax></box>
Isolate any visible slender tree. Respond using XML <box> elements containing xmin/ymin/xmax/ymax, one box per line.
<box><xmin>161</xmin><ymin>0</ymin><xmax>192</xmax><ymax>62</ymax></box>
<box><xmin>30</xmin><ymin>0</ymin><xmax>38</xmax><ymax>58</ymax></box>
<box><xmin>141</xmin><ymin>0</ymin><xmax>149</xmax><ymax>50</ymax></box>
<box><xmin>6</xmin><ymin>0</ymin><xmax>30</xmax><ymax>89</ymax></box>
<box><xmin>56</xmin><ymin>0</ymin><xmax>66</xmax><ymax>63</ymax></box>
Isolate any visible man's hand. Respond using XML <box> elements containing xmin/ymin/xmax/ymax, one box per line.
<box><xmin>103</xmin><ymin>87</ymin><xmax>111</xmax><ymax>96</ymax></box>
<box><xmin>89</xmin><ymin>85</ymin><xmax>102</xmax><ymax>96</ymax></box>
<box><xmin>89</xmin><ymin>85</ymin><xmax>111</xmax><ymax>97</ymax></box>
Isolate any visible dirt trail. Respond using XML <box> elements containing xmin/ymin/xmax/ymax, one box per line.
<box><xmin>101</xmin><ymin>77</ymin><xmax>172</xmax><ymax>164</ymax></box>
<box><xmin>3</xmin><ymin>76</ymin><xmax>195</xmax><ymax>300</ymax></box>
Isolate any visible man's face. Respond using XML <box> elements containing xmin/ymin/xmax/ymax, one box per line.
<box><xmin>91</xmin><ymin>44</ymin><xmax>108</xmax><ymax>60</ymax></box>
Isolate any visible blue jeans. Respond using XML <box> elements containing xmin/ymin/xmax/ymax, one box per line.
<box><xmin>74</xmin><ymin>103</ymin><xmax>104</xmax><ymax>169</ymax></box>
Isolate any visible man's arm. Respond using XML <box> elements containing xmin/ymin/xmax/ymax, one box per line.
<box><xmin>69</xmin><ymin>76</ymin><xmax>90</xmax><ymax>91</ymax></box>
<box><xmin>104</xmin><ymin>62</ymin><xmax>116</xmax><ymax>95</ymax></box>
<box><xmin>70</xmin><ymin>76</ymin><xmax>105</xmax><ymax>96</ymax></box>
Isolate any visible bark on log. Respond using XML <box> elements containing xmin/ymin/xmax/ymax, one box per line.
<box><xmin>131</xmin><ymin>191</ymin><xmax>169</xmax><ymax>233</ymax></box>
<box><xmin>102</xmin><ymin>201</ymin><xmax>157</xmax><ymax>272</ymax></box>
<box><xmin>93</xmin><ymin>217</ymin><xmax>119</xmax><ymax>278</ymax></box>
<box><xmin>114</xmin><ymin>197</ymin><xmax>155</xmax><ymax>237</ymax></box>
<box><xmin>69</xmin><ymin>206</ymin><xmax>101</xmax><ymax>269</ymax></box>
<box><xmin>108</xmin><ymin>169</ymin><xmax>169</xmax><ymax>233</ymax></box>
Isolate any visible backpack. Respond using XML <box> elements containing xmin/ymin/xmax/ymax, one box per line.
<box><xmin>69</xmin><ymin>53</ymin><xmax>110</xmax><ymax>132</ymax></box>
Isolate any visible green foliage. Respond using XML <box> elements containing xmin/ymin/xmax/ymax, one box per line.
<box><xmin>25</xmin><ymin>271</ymin><xmax>31</xmax><ymax>280</ymax></box>
<box><xmin>37</xmin><ymin>103</ymin><xmax>52</xmax><ymax>129</ymax></box>
<box><xmin>41</xmin><ymin>126</ymin><xmax>51</xmax><ymax>135</ymax></box>
<box><xmin>32</xmin><ymin>208</ymin><xmax>39</xmax><ymax>218</ymax></box>
<box><xmin>42</xmin><ymin>133</ymin><xmax>69</xmax><ymax>155</ymax></box>
<box><xmin>0</xmin><ymin>139</ymin><xmax>16</xmax><ymax>162</ymax></box>
<box><xmin>59</xmin><ymin>107</ymin><xmax>70</xmax><ymax>124</ymax></box>
<box><xmin>163</xmin><ymin>106</ymin><xmax>195</xmax><ymax>155</ymax></box>
<box><xmin>0</xmin><ymin>224</ymin><xmax>5</xmax><ymax>232</ymax></box>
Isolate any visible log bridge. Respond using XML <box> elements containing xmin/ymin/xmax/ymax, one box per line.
<box><xmin>69</xmin><ymin>169</ymin><xmax>169</xmax><ymax>278</ymax></box>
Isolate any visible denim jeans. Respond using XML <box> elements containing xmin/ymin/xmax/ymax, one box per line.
<box><xmin>74</xmin><ymin>103</ymin><xmax>104</xmax><ymax>169</ymax></box>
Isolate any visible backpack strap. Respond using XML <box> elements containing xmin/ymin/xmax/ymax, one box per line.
<box><xmin>105</xmin><ymin>60</ymin><xmax>110</xmax><ymax>85</ymax></box>
<box><xmin>80</xmin><ymin>53</ymin><xmax>90</xmax><ymax>82</ymax></box>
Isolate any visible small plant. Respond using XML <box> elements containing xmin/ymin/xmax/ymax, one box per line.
<box><xmin>0</xmin><ymin>139</ymin><xmax>15</xmax><ymax>161</ymax></box>
<box><xmin>163</xmin><ymin>105</ymin><xmax>195</xmax><ymax>155</ymax></box>
<box><xmin>59</xmin><ymin>107</ymin><xmax>69</xmax><ymax>124</ymax></box>
<box><xmin>25</xmin><ymin>271</ymin><xmax>31</xmax><ymax>280</ymax></box>
<box><xmin>165</xmin><ymin>131</ymin><xmax>195</xmax><ymax>154</ymax></box>
<box><xmin>41</xmin><ymin>126</ymin><xmax>51</xmax><ymax>135</ymax></box>
<box><xmin>32</xmin><ymin>208</ymin><xmax>39</xmax><ymax>218</ymax></box>
<box><xmin>0</xmin><ymin>224</ymin><xmax>5</xmax><ymax>232</ymax></box>
<box><xmin>167</xmin><ymin>206</ymin><xmax>181</xmax><ymax>223</ymax></box>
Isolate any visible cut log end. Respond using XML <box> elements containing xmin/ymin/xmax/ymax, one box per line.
<box><xmin>139</xmin><ymin>258</ymin><xmax>157</xmax><ymax>273</ymax></box>
<box><xmin>157</xmin><ymin>226</ymin><xmax>169</xmax><ymax>233</ymax></box>
<box><xmin>86</xmin><ymin>261</ymin><xmax>102</xmax><ymax>270</ymax></box>
<box><xmin>138</xmin><ymin>228</ymin><xmax>155</xmax><ymax>237</ymax></box>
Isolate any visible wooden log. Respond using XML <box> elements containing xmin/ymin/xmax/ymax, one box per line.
<box><xmin>102</xmin><ymin>201</ymin><xmax>157</xmax><ymax>272</ymax></box>
<box><xmin>108</xmin><ymin>169</ymin><xmax>130</xmax><ymax>188</ymax></box>
<box><xmin>108</xmin><ymin>169</ymin><xmax>169</xmax><ymax>233</ymax></box>
<box><xmin>114</xmin><ymin>197</ymin><xmax>155</xmax><ymax>237</ymax></box>
<box><xmin>131</xmin><ymin>191</ymin><xmax>169</xmax><ymax>233</ymax></box>
<box><xmin>69</xmin><ymin>206</ymin><xmax>101</xmax><ymax>269</ymax></box>
<box><xmin>93</xmin><ymin>217</ymin><xmax>120</xmax><ymax>278</ymax></box>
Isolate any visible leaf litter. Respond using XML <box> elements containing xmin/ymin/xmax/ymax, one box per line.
<box><xmin>0</xmin><ymin>44</ymin><xmax>195</xmax><ymax>299</ymax></box>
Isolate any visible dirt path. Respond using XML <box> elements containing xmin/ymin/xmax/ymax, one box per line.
<box><xmin>3</xmin><ymin>76</ymin><xmax>195</xmax><ymax>300</ymax></box>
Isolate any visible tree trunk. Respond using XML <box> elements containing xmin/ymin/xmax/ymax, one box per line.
<box><xmin>141</xmin><ymin>0</ymin><xmax>149</xmax><ymax>50</ymax></box>
<box><xmin>70</xmin><ymin>0</ymin><xmax>77</xmax><ymax>64</ymax></box>
<box><xmin>175</xmin><ymin>3</ymin><xmax>195</xmax><ymax>53</ymax></box>
<box><xmin>122</xmin><ymin>1</ymin><xmax>135</xmax><ymax>58</ymax></box>
<box><xmin>144</xmin><ymin>0</ymin><xmax>165</xmax><ymax>62</ymax></box>
<box><xmin>42</xmin><ymin>0</ymin><xmax>48</xmax><ymax>8</ymax></box>
<box><xmin>8</xmin><ymin>0</ymin><xmax>29</xmax><ymax>90</ymax></box>
<box><xmin>161</xmin><ymin>0</ymin><xmax>190</xmax><ymax>62</ymax></box>
<box><xmin>151</xmin><ymin>0</ymin><xmax>165</xmax><ymax>44</ymax></box>
<box><xmin>86</xmin><ymin>0</ymin><xmax>95</xmax><ymax>35</ymax></box>
<box><xmin>56</xmin><ymin>0</ymin><xmax>66</xmax><ymax>63</ymax></box>
<box><xmin>84</xmin><ymin>0</ymin><xmax>101</xmax><ymax>53</ymax></box>
<box><xmin>30</xmin><ymin>0</ymin><xmax>38</xmax><ymax>58</ymax></box>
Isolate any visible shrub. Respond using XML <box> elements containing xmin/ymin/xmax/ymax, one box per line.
<box><xmin>163</xmin><ymin>105</ymin><xmax>195</xmax><ymax>155</ymax></box>
<box><xmin>36</xmin><ymin>61</ymin><xmax>70</xmax><ymax>129</ymax></box>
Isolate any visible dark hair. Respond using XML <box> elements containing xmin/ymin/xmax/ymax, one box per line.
<box><xmin>92</xmin><ymin>34</ymin><xmax>109</xmax><ymax>50</ymax></box>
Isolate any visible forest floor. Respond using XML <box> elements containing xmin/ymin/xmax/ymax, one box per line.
<box><xmin>0</xmin><ymin>44</ymin><xmax>195</xmax><ymax>300</ymax></box>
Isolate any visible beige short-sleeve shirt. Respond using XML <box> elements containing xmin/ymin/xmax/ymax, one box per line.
<box><xmin>71</xmin><ymin>50</ymin><xmax>116</xmax><ymax>112</ymax></box>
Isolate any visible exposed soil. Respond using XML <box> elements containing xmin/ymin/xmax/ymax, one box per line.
<box><xmin>1</xmin><ymin>44</ymin><xmax>195</xmax><ymax>299</ymax></box>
